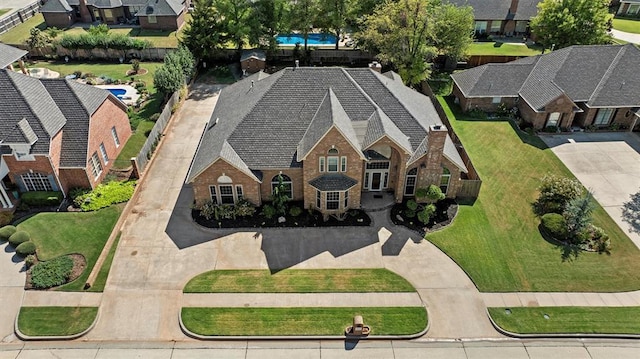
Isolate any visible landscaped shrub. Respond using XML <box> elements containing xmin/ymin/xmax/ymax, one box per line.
<box><xmin>532</xmin><ymin>175</ymin><xmax>583</xmax><ymax>216</ymax></box>
<box><xmin>30</xmin><ymin>256</ymin><xmax>74</xmax><ymax>289</ymax></box>
<box><xmin>0</xmin><ymin>212</ymin><xmax>13</xmax><ymax>226</ymax></box>
<box><xmin>8</xmin><ymin>231</ymin><xmax>31</xmax><ymax>246</ymax></box>
<box><xmin>406</xmin><ymin>199</ymin><xmax>418</xmax><ymax>211</ymax></box>
<box><xmin>417</xmin><ymin>204</ymin><xmax>436</xmax><ymax>224</ymax></box>
<box><xmin>21</xmin><ymin>191</ymin><xmax>63</xmax><ymax>207</ymax></box>
<box><xmin>541</xmin><ymin>213</ymin><xmax>568</xmax><ymax>240</ymax></box>
<box><xmin>24</xmin><ymin>254</ymin><xmax>36</xmax><ymax>268</ymax></box>
<box><xmin>15</xmin><ymin>241</ymin><xmax>36</xmax><ymax>256</ymax></box>
<box><xmin>235</xmin><ymin>199</ymin><xmax>256</xmax><ymax>217</ymax></box>
<box><xmin>73</xmin><ymin>180</ymin><xmax>136</xmax><ymax>211</ymax></box>
<box><xmin>289</xmin><ymin>206</ymin><xmax>302</xmax><ymax>217</ymax></box>
<box><xmin>577</xmin><ymin>224</ymin><xmax>611</xmax><ymax>252</ymax></box>
<box><xmin>0</xmin><ymin>225</ymin><xmax>16</xmax><ymax>241</ymax></box>
<box><xmin>262</xmin><ymin>204</ymin><xmax>277</xmax><ymax>219</ymax></box>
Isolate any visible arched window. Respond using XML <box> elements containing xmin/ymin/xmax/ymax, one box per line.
<box><xmin>328</xmin><ymin>148</ymin><xmax>339</xmax><ymax>155</ymax></box>
<box><xmin>271</xmin><ymin>174</ymin><xmax>293</xmax><ymax>199</ymax></box>
<box><xmin>327</xmin><ymin>148</ymin><xmax>339</xmax><ymax>172</ymax></box>
<box><xmin>209</xmin><ymin>174</ymin><xmax>243</xmax><ymax>204</ymax></box>
<box><xmin>404</xmin><ymin>168</ymin><xmax>418</xmax><ymax>196</ymax></box>
<box><xmin>440</xmin><ymin>167</ymin><xmax>451</xmax><ymax>194</ymax></box>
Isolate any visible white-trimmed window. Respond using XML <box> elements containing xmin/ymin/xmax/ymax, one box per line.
<box><xmin>271</xmin><ymin>174</ymin><xmax>292</xmax><ymax>199</ymax></box>
<box><xmin>219</xmin><ymin>185</ymin><xmax>234</xmax><ymax>204</ymax></box>
<box><xmin>475</xmin><ymin>21</ymin><xmax>487</xmax><ymax>33</ymax></box>
<box><xmin>628</xmin><ymin>4</ymin><xmax>640</xmax><ymax>14</ymax></box>
<box><xmin>363</xmin><ymin>172</ymin><xmax>369</xmax><ymax>189</ymax></box>
<box><xmin>89</xmin><ymin>152</ymin><xmax>103</xmax><ymax>179</ymax></box>
<box><xmin>209</xmin><ymin>185</ymin><xmax>218</xmax><ymax>204</ymax></box>
<box><xmin>344</xmin><ymin>190</ymin><xmax>349</xmax><ymax>208</ymax></box>
<box><xmin>316</xmin><ymin>190</ymin><xmax>321</xmax><ymax>208</ymax></box>
<box><xmin>492</xmin><ymin>97</ymin><xmax>501</xmax><ymax>104</ymax></box>
<box><xmin>111</xmin><ymin>127</ymin><xmax>120</xmax><ymax>147</ymax></box>
<box><xmin>440</xmin><ymin>167</ymin><xmax>451</xmax><ymax>194</ymax></box>
<box><xmin>594</xmin><ymin>108</ymin><xmax>615</xmax><ymax>126</ymax></box>
<box><xmin>326</xmin><ymin>191</ymin><xmax>340</xmax><ymax>210</ymax></box>
<box><xmin>148</xmin><ymin>15</ymin><xmax>157</xmax><ymax>23</ymax></box>
<box><xmin>99</xmin><ymin>142</ymin><xmax>109</xmax><ymax>164</ymax></box>
<box><xmin>327</xmin><ymin>157</ymin><xmax>339</xmax><ymax>172</ymax></box>
<box><xmin>319</xmin><ymin>157</ymin><xmax>325</xmax><ymax>172</ymax></box>
<box><xmin>235</xmin><ymin>185</ymin><xmax>243</xmax><ymax>200</ymax></box>
<box><xmin>340</xmin><ymin>156</ymin><xmax>347</xmax><ymax>172</ymax></box>
<box><xmin>546</xmin><ymin>112</ymin><xmax>561</xmax><ymax>127</ymax></box>
<box><xmin>490</xmin><ymin>20</ymin><xmax>501</xmax><ymax>33</ymax></box>
<box><xmin>20</xmin><ymin>172</ymin><xmax>54</xmax><ymax>192</ymax></box>
<box><xmin>405</xmin><ymin>168</ymin><xmax>417</xmax><ymax>195</ymax></box>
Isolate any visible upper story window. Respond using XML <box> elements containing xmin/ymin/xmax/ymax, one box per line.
<box><xmin>327</xmin><ymin>148</ymin><xmax>339</xmax><ymax>172</ymax></box>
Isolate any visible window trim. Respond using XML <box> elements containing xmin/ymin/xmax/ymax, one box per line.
<box><xmin>89</xmin><ymin>151</ymin><xmax>103</xmax><ymax>179</ymax></box>
<box><xmin>492</xmin><ymin>97</ymin><xmax>501</xmax><ymax>104</ymax></box>
<box><xmin>20</xmin><ymin>172</ymin><xmax>54</xmax><ymax>192</ymax></box>
<box><xmin>111</xmin><ymin>127</ymin><xmax>120</xmax><ymax>147</ymax></box>
<box><xmin>440</xmin><ymin>167</ymin><xmax>451</xmax><ymax>195</ymax></box>
<box><xmin>235</xmin><ymin>185</ymin><xmax>243</xmax><ymax>200</ymax></box>
<box><xmin>319</xmin><ymin>157</ymin><xmax>325</xmax><ymax>172</ymax></box>
<box><xmin>209</xmin><ymin>185</ymin><xmax>218</xmax><ymax>204</ymax></box>
<box><xmin>340</xmin><ymin>156</ymin><xmax>347</xmax><ymax>172</ymax></box>
<box><xmin>594</xmin><ymin>108</ymin><xmax>615</xmax><ymax>126</ymax></box>
<box><xmin>99</xmin><ymin>142</ymin><xmax>109</xmax><ymax>164</ymax></box>
<box><xmin>546</xmin><ymin>112</ymin><xmax>561</xmax><ymax>127</ymax></box>
<box><xmin>218</xmin><ymin>184</ymin><xmax>235</xmax><ymax>204</ymax></box>
<box><xmin>271</xmin><ymin>174</ymin><xmax>293</xmax><ymax>199</ymax></box>
<box><xmin>405</xmin><ymin>168</ymin><xmax>417</xmax><ymax>196</ymax></box>
<box><xmin>326</xmin><ymin>191</ymin><xmax>340</xmax><ymax>210</ymax></box>
<box><xmin>327</xmin><ymin>156</ymin><xmax>339</xmax><ymax>172</ymax></box>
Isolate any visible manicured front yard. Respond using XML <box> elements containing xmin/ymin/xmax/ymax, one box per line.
<box><xmin>488</xmin><ymin>307</ymin><xmax>640</xmax><ymax>335</ymax></box>
<box><xmin>184</xmin><ymin>269</ymin><xmax>416</xmax><ymax>293</ymax></box>
<box><xmin>613</xmin><ymin>18</ymin><xmax>640</xmax><ymax>34</ymax></box>
<box><xmin>426</xmin><ymin>97</ymin><xmax>640</xmax><ymax>292</ymax></box>
<box><xmin>468</xmin><ymin>42</ymin><xmax>543</xmax><ymax>56</ymax></box>
<box><xmin>18</xmin><ymin>307</ymin><xmax>97</xmax><ymax>336</ymax></box>
<box><xmin>181</xmin><ymin>307</ymin><xmax>427</xmax><ymax>336</ymax></box>
<box><xmin>18</xmin><ymin>206</ymin><xmax>121</xmax><ymax>291</ymax></box>
<box><xmin>88</xmin><ymin>233</ymin><xmax>120</xmax><ymax>292</ymax></box>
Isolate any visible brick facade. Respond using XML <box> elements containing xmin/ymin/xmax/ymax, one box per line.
<box><xmin>3</xmin><ymin>154</ymin><xmax>58</xmax><ymax>191</ymax></box>
<box><xmin>241</xmin><ymin>58</ymin><xmax>266</xmax><ymax>74</ymax></box>
<box><xmin>574</xmin><ymin>105</ymin><xmax>638</xmax><ymax>129</ymax></box>
<box><xmin>191</xmin><ymin>159</ymin><xmax>261</xmax><ymax>207</ymax></box>
<box><xmin>518</xmin><ymin>93</ymin><xmax>576</xmax><ymax>129</ymax></box>
<box><xmin>365</xmin><ymin>137</ymin><xmax>410</xmax><ymax>203</ymax></box>
<box><xmin>139</xmin><ymin>12</ymin><xmax>184</xmax><ymax>31</ymax></box>
<box><xmin>43</xmin><ymin>12</ymin><xmax>75</xmax><ymax>28</ymax></box>
<box><xmin>58</xmin><ymin>168</ymin><xmax>91</xmax><ymax>193</ymax></box>
<box><xmin>452</xmin><ymin>83</ymin><xmax>517</xmax><ymax>112</ymax></box>
<box><xmin>260</xmin><ymin>168</ymin><xmax>303</xmax><ymax>202</ymax></box>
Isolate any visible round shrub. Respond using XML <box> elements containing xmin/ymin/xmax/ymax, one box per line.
<box><xmin>24</xmin><ymin>254</ymin><xmax>37</xmax><ymax>268</ymax></box>
<box><xmin>30</xmin><ymin>256</ymin><xmax>74</xmax><ymax>289</ymax></box>
<box><xmin>541</xmin><ymin>213</ymin><xmax>568</xmax><ymax>240</ymax></box>
<box><xmin>262</xmin><ymin>204</ymin><xmax>277</xmax><ymax>219</ymax></box>
<box><xmin>16</xmin><ymin>241</ymin><xmax>36</xmax><ymax>256</ymax></box>
<box><xmin>8</xmin><ymin>230</ymin><xmax>30</xmax><ymax>246</ymax></box>
<box><xmin>289</xmin><ymin>206</ymin><xmax>302</xmax><ymax>217</ymax></box>
<box><xmin>0</xmin><ymin>225</ymin><xmax>16</xmax><ymax>241</ymax></box>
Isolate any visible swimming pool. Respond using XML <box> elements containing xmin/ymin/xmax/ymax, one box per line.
<box><xmin>276</xmin><ymin>33</ymin><xmax>337</xmax><ymax>46</ymax></box>
<box><xmin>107</xmin><ymin>88</ymin><xmax>127</xmax><ymax>98</ymax></box>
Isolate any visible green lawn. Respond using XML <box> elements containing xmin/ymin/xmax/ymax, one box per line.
<box><xmin>425</xmin><ymin>97</ymin><xmax>640</xmax><ymax>292</ymax></box>
<box><xmin>613</xmin><ymin>18</ymin><xmax>640</xmax><ymax>34</ymax></box>
<box><xmin>18</xmin><ymin>206</ymin><xmax>121</xmax><ymax>291</ymax></box>
<box><xmin>0</xmin><ymin>9</ymin><xmax>11</xmax><ymax>17</ymax></box>
<box><xmin>88</xmin><ymin>233</ymin><xmax>120</xmax><ymax>292</ymax></box>
<box><xmin>18</xmin><ymin>307</ymin><xmax>97</xmax><ymax>336</ymax></box>
<box><xmin>0</xmin><ymin>13</ymin><xmax>46</xmax><ymax>44</ymax></box>
<box><xmin>468</xmin><ymin>42</ymin><xmax>543</xmax><ymax>56</ymax></box>
<box><xmin>184</xmin><ymin>269</ymin><xmax>416</xmax><ymax>293</ymax></box>
<box><xmin>181</xmin><ymin>307</ymin><xmax>427</xmax><ymax>336</ymax></box>
<box><xmin>488</xmin><ymin>307</ymin><xmax>640</xmax><ymax>334</ymax></box>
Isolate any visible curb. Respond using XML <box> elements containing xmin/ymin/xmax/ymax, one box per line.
<box><xmin>485</xmin><ymin>308</ymin><xmax>640</xmax><ymax>340</ymax></box>
<box><xmin>14</xmin><ymin>305</ymin><xmax>101</xmax><ymax>341</ymax></box>
<box><xmin>178</xmin><ymin>305</ymin><xmax>430</xmax><ymax>341</ymax></box>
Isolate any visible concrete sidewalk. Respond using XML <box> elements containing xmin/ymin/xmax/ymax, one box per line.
<box><xmin>0</xmin><ymin>242</ymin><xmax>24</xmax><ymax>343</ymax></box>
<box><xmin>611</xmin><ymin>29</ymin><xmax>640</xmax><ymax>44</ymax></box>
<box><xmin>21</xmin><ymin>291</ymin><xmax>101</xmax><ymax>307</ymax></box>
<box><xmin>482</xmin><ymin>291</ymin><xmax>640</xmax><ymax>308</ymax></box>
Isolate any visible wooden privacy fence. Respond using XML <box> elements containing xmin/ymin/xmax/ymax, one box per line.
<box><xmin>132</xmin><ymin>91</ymin><xmax>179</xmax><ymax>175</ymax></box>
<box><xmin>0</xmin><ymin>1</ymin><xmax>40</xmax><ymax>35</ymax></box>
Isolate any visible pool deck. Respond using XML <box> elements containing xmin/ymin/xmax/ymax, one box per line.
<box><xmin>95</xmin><ymin>84</ymin><xmax>140</xmax><ymax>106</ymax></box>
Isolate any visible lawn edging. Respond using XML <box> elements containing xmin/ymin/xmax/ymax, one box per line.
<box><xmin>178</xmin><ymin>306</ymin><xmax>430</xmax><ymax>340</ymax></box>
<box><xmin>485</xmin><ymin>308</ymin><xmax>640</xmax><ymax>340</ymax></box>
<box><xmin>14</xmin><ymin>306</ymin><xmax>100</xmax><ymax>341</ymax></box>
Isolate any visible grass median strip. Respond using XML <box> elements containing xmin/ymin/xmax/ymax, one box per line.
<box><xmin>18</xmin><ymin>307</ymin><xmax>98</xmax><ymax>337</ymax></box>
<box><xmin>488</xmin><ymin>307</ymin><xmax>640</xmax><ymax>335</ymax></box>
<box><xmin>184</xmin><ymin>269</ymin><xmax>415</xmax><ymax>293</ymax></box>
<box><xmin>182</xmin><ymin>307</ymin><xmax>427</xmax><ymax>336</ymax></box>
<box><xmin>88</xmin><ymin>233</ymin><xmax>121</xmax><ymax>292</ymax></box>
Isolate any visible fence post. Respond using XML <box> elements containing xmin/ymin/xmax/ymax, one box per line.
<box><xmin>130</xmin><ymin>157</ymin><xmax>141</xmax><ymax>179</ymax></box>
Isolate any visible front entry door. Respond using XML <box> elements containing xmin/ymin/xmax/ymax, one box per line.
<box><xmin>371</xmin><ymin>173</ymin><xmax>382</xmax><ymax>191</ymax></box>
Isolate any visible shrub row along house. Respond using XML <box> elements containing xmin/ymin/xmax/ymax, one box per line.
<box><xmin>451</xmin><ymin>0</ymin><xmax>541</xmax><ymax>37</ymax></box>
<box><xmin>0</xmin><ymin>69</ymin><xmax>131</xmax><ymax>208</ymax></box>
<box><xmin>187</xmin><ymin>67</ymin><xmax>476</xmax><ymax>218</ymax></box>
<box><xmin>41</xmin><ymin>0</ymin><xmax>188</xmax><ymax>30</ymax></box>
<box><xmin>451</xmin><ymin>44</ymin><xmax>640</xmax><ymax>130</ymax></box>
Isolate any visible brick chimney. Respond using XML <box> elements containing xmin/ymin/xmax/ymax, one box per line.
<box><xmin>78</xmin><ymin>0</ymin><xmax>92</xmax><ymax>23</ymax></box>
<box><xmin>509</xmin><ymin>0</ymin><xmax>519</xmax><ymax>14</ymax></box>
<box><xmin>423</xmin><ymin>124</ymin><xmax>448</xmax><ymax>184</ymax></box>
<box><xmin>368</xmin><ymin>61</ymin><xmax>382</xmax><ymax>73</ymax></box>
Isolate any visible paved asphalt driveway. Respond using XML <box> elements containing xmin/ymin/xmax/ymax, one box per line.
<box><xmin>541</xmin><ymin>132</ymin><xmax>640</xmax><ymax>249</ymax></box>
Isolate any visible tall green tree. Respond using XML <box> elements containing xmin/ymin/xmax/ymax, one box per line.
<box><xmin>249</xmin><ymin>0</ymin><xmax>290</xmax><ymax>51</ymax></box>
<box><xmin>181</xmin><ymin>0</ymin><xmax>225</xmax><ymax>60</ymax></box>
<box><xmin>346</xmin><ymin>0</ymin><xmax>381</xmax><ymax>30</ymax></box>
<box><xmin>319</xmin><ymin>0</ymin><xmax>351</xmax><ymax>50</ymax></box>
<box><xmin>530</xmin><ymin>0</ymin><xmax>612</xmax><ymax>49</ymax></box>
<box><xmin>289</xmin><ymin>0</ymin><xmax>320</xmax><ymax>52</ymax></box>
<box><xmin>216</xmin><ymin>0</ymin><xmax>253</xmax><ymax>51</ymax></box>
<box><xmin>429</xmin><ymin>2</ymin><xmax>474</xmax><ymax>62</ymax></box>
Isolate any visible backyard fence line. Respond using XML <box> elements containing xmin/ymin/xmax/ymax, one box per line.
<box><xmin>0</xmin><ymin>1</ymin><xmax>41</xmax><ymax>35</ymax></box>
<box><xmin>132</xmin><ymin>91</ymin><xmax>180</xmax><ymax>175</ymax></box>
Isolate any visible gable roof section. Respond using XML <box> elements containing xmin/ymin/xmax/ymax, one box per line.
<box><xmin>297</xmin><ymin>88</ymin><xmax>363</xmax><ymax>161</ymax></box>
<box><xmin>90</xmin><ymin>0</ymin><xmax>123</xmax><ymax>8</ymax></box>
<box><xmin>1</xmin><ymin>119</ymin><xmax>38</xmax><ymax>145</ymax></box>
<box><xmin>41</xmin><ymin>0</ymin><xmax>73</xmax><ymax>12</ymax></box>
<box><xmin>241</xmin><ymin>49</ymin><xmax>266</xmax><ymax>62</ymax></box>
<box><xmin>588</xmin><ymin>45</ymin><xmax>640</xmax><ymax>107</ymax></box>
<box><xmin>67</xmin><ymin>80</ymin><xmax>114</xmax><ymax>114</ymax></box>
<box><xmin>452</xmin><ymin>63</ymin><xmax>534</xmax><ymax>98</ymax></box>
<box><xmin>450</xmin><ymin>0</ymin><xmax>541</xmax><ymax>21</ymax></box>
<box><xmin>362</xmin><ymin>108</ymin><xmax>412</xmax><ymax>154</ymax></box>
<box><xmin>137</xmin><ymin>0</ymin><xmax>183</xmax><ymax>16</ymax></box>
<box><xmin>0</xmin><ymin>43</ymin><xmax>27</xmax><ymax>69</ymax></box>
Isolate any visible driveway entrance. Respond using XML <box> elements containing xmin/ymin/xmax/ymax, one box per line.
<box><xmin>541</xmin><ymin>132</ymin><xmax>640</xmax><ymax>249</ymax></box>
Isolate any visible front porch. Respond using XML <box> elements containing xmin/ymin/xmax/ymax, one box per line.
<box><xmin>360</xmin><ymin>191</ymin><xmax>395</xmax><ymax>212</ymax></box>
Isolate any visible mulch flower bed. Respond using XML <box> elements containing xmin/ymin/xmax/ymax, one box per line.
<box><xmin>390</xmin><ymin>198</ymin><xmax>458</xmax><ymax>235</ymax></box>
<box><xmin>24</xmin><ymin>253</ymin><xmax>86</xmax><ymax>290</ymax></box>
<box><xmin>193</xmin><ymin>201</ymin><xmax>372</xmax><ymax>228</ymax></box>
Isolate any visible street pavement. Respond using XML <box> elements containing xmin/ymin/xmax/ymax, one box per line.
<box><xmin>0</xmin><ymin>242</ymin><xmax>24</xmax><ymax>343</ymax></box>
<box><xmin>611</xmin><ymin>29</ymin><xmax>640</xmax><ymax>45</ymax></box>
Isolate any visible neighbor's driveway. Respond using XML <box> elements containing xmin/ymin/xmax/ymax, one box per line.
<box><xmin>541</xmin><ymin>132</ymin><xmax>640</xmax><ymax>249</ymax></box>
<box><xmin>0</xmin><ymin>242</ymin><xmax>24</xmax><ymax>343</ymax></box>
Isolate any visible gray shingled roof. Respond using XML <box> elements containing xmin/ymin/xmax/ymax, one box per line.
<box><xmin>308</xmin><ymin>173</ymin><xmax>358</xmax><ymax>191</ymax></box>
<box><xmin>67</xmin><ymin>81</ymin><xmax>110</xmax><ymax>114</ymax></box>
<box><xmin>1</xmin><ymin>119</ymin><xmax>38</xmax><ymax>145</ymax></box>
<box><xmin>40</xmin><ymin>0</ymin><xmax>73</xmax><ymax>12</ymax></box>
<box><xmin>137</xmin><ymin>0</ymin><xmax>183</xmax><ymax>16</ymax></box>
<box><xmin>450</xmin><ymin>0</ymin><xmax>541</xmax><ymax>21</ymax></box>
<box><xmin>188</xmin><ymin>67</ymin><xmax>467</xmax><ymax>183</ymax></box>
<box><xmin>90</xmin><ymin>0</ymin><xmax>123</xmax><ymax>8</ymax></box>
<box><xmin>452</xmin><ymin>44</ymin><xmax>640</xmax><ymax>110</ymax></box>
<box><xmin>0</xmin><ymin>43</ymin><xmax>27</xmax><ymax>70</ymax></box>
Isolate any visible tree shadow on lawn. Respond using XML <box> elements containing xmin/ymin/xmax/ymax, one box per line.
<box><xmin>622</xmin><ymin>191</ymin><xmax>640</xmax><ymax>234</ymax></box>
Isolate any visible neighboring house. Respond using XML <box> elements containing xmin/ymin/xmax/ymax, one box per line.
<box><xmin>451</xmin><ymin>0</ymin><xmax>541</xmax><ymax>36</ymax></box>
<box><xmin>240</xmin><ymin>49</ymin><xmax>266</xmax><ymax>75</ymax></box>
<box><xmin>40</xmin><ymin>0</ymin><xmax>188</xmax><ymax>30</ymax></box>
<box><xmin>0</xmin><ymin>69</ymin><xmax>132</xmax><ymax>208</ymax></box>
<box><xmin>0</xmin><ymin>43</ymin><xmax>27</xmax><ymax>74</ymax></box>
<box><xmin>451</xmin><ymin>44</ymin><xmax>640</xmax><ymax>130</ymax></box>
<box><xmin>618</xmin><ymin>0</ymin><xmax>640</xmax><ymax>16</ymax></box>
<box><xmin>187</xmin><ymin>67</ymin><xmax>474</xmax><ymax>218</ymax></box>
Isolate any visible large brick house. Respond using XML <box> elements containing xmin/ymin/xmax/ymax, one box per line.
<box><xmin>41</xmin><ymin>0</ymin><xmax>187</xmax><ymax>30</ymax></box>
<box><xmin>187</xmin><ymin>67</ymin><xmax>473</xmax><ymax>217</ymax></box>
<box><xmin>0</xmin><ymin>69</ymin><xmax>132</xmax><ymax>208</ymax></box>
<box><xmin>451</xmin><ymin>44</ymin><xmax>640</xmax><ymax>130</ymax></box>
<box><xmin>451</xmin><ymin>0</ymin><xmax>541</xmax><ymax>37</ymax></box>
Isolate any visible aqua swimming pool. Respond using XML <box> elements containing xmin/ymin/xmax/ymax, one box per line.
<box><xmin>276</xmin><ymin>33</ymin><xmax>337</xmax><ymax>46</ymax></box>
<box><xmin>107</xmin><ymin>88</ymin><xmax>127</xmax><ymax>98</ymax></box>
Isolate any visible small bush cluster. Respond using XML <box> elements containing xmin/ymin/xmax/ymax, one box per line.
<box><xmin>406</xmin><ymin>185</ymin><xmax>445</xmax><ymax>224</ymax></box>
<box><xmin>6</xmin><ymin>229</ymin><xmax>37</xmax><ymax>257</ymax></box>
<box><xmin>16</xmin><ymin>241</ymin><xmax>36</xmax><ymax>256</ymax></box>
<box><xmin>541</xmin><ymin>213</ymin><xmax>568</xmax><ymax>240</ymax></box>
<box><xmin>30</xmin><ymin>256</ymin><xmax>74</xmax><ymax>289</ymax></box>
<box><xmin>73</xmin><ymin>180</ymin><xmax>136</xmax><ymax>211</ymax></box>
<box><xmin>58</xmin><ymin>27</ymin><xmax>150</xmax><ymax>51</ymax></box>
<box><xmin>153</xmin><ymin>46</ymin><xmax>195</xmax><ymax>96</ymax></box>
<box><xmin>532</xmin><ymin>175</ymin><xmax>583</xmax><ymax>216</ymax></box>
<box><xmin>200</xmin><ymin>198</ymin><xmax>256</xmax><ymax>220</ymax></box>
<box><xmin>9</xmin><ymin>230</ymin><xmax>30</xmax><ymax>246</ymax></box>
<box><xmin>20</xmin><ymin>191</ymin><xmax>63</xmax><ymax>207</ymax></box>
<box><xmin>0</xmin><ymin>225</ymin><xmax>16</xmax><ymax>241</ymax></box>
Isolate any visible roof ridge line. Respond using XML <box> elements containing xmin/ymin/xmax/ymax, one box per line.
<box><xmin>340</xmin><ymin>68</ymin><xmax>379</xmax><ymax>119</ymax></box>
<box><xmin>5</xmin><ymin>71</ymin><xmax>52</xmax><ymax>137</ymax></box>
<box><xmin>588</xmin><ymin>45</ymin><xmax>627</xmax><ymax>105</ymax></box>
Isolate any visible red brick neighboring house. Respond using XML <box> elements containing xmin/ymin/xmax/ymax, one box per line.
<box><xmin>187</xmin><ymin>67</ymin><xmax>473</xmax><ymax>218</ymax></box>
<box><xmin>451</xmin><ymin>44</ymin><xmax>640</xmax><ymax>130</ymax></box>
<box><xmin>0</xmin><ymin>69</ymin><xmax>131</xmax><ymax>209</ymax></box>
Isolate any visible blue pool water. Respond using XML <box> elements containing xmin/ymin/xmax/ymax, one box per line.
<box><xmin>276</xmin><ymin>33</ymin><xmax>337</xmax><ymax>46</ymax></box>
<box><xmin>107</xmin><ymin>88</ymin><xmax>126</xmax><ymax>98</ymax></box>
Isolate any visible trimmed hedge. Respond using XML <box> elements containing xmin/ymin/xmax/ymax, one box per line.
<box><xmin>30</xmin><ymin>256</ymin><xmax>74</xmax><ymax>289</ymax></box>
<box><xmin>16</xmin><ymin>241</ymin><xmax>36</xmax><ymax>256</ymax></box>
<box><xmin>0</xmin><ymin>225</ymin><xmax>16</xmax><ymax>241</ymax></box>
<box><xmin>21</xmin><ymin>191</ymin><xmax>63</xmax><ymax>207</ymax></box>
<box><xmin>73</xmin><ymin>180</ymin><xmax>136</xmax><ymax>211</ymax></box>
<box><xmin>541</xmin><ymin>213</ymin><xmax>568</xmax><ymax>240</ymax></box>
<box><xmin>8</xmin><ymin>230</ymin><xmax>30</xmax><ymax>246</ymax></box>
